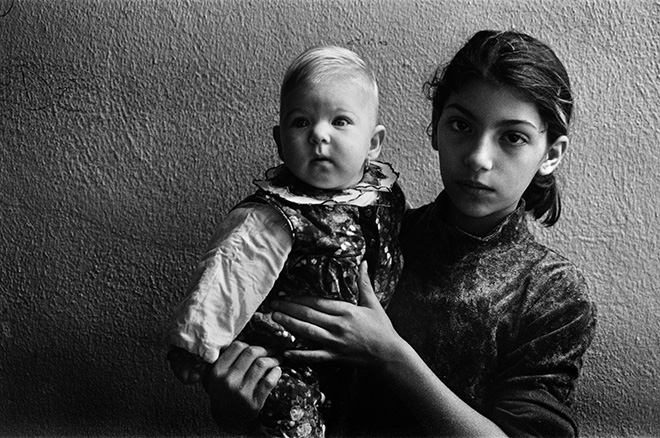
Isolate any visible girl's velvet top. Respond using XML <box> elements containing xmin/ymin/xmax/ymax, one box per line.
<box><xmin>343</xmin><ymin>192</ymin><xmax>596</xmax><ymax>437</ymax></box>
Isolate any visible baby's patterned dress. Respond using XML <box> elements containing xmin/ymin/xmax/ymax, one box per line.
<box><xmin>238</xmin><ymin>161</ymin><xmax>405</xmax><ymax>437</ymax></box>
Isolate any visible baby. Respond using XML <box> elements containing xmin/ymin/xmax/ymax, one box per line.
<box><xmin>167</xmin><ymin>45</ymin><xmax>405</xmax><ymax>438</ymax></box>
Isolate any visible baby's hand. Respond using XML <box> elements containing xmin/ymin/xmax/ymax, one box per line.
<box><xmin>167</xmin><ymin>346</ymin><xmax>210</xmax><ymax>384</ymax></box>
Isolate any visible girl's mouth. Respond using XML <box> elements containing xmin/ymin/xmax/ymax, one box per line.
<box><xmin>457</xmin><ymin>179</ymin><xmax>494</xmax><ymax>191</ymax></box>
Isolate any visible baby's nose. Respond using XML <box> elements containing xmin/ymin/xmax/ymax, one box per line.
<box><xmin>309</xmin><ymin>122</ymin><xmax>331</xmax><ymax>144</ymax></box>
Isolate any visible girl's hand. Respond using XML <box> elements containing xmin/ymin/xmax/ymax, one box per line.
<box><xmin>203</xmin><ymin>341</ymin><xmax>282</xmax><ymax>434</ymax></box>
<box><xmin>271</xmin><ymin>262</ymin><xmax>402</xmax><ymax>369</ymax></box>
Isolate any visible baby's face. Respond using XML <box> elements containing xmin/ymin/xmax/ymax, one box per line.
<box><xmin>275</xmin><ymin>78</ymin><xmax>382</xmax><ymax>190</ymax></box>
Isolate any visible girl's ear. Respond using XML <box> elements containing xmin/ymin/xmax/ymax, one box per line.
<box><xmin>273</xmin><ymin>126</ymin><xmax>284</xmax><ymax>161</ymax></box>
<box><xmin>538</xmin><ymin>135</ymin><xmax>568</xmax><ymax>176</ymax></box>
<box><xmin>368</xmin><ymin>125</ymin><xmax>386</xmax><ymax>160</ymax></box>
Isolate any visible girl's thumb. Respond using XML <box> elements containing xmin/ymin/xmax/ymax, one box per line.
<box><xmin>358</xmin><ymin>262</ymin><xmax>380</xmax><ymax>307</ymax></box>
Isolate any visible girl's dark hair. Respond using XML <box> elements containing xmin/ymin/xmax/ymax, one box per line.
<box><xmin>425</xmin><ymin>30</ymin><xmax>573</xmax><ymax>226</ymax></box>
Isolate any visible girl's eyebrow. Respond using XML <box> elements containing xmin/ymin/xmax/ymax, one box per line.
<box><xmin>444</xmin><ymin>103</ymin><xmax>541</xmax><ymax>131</ymax></box>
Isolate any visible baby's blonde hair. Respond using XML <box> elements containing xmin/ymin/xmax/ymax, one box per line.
<box><xmin>280</xmin><ymin>45</ymin><xmax>379</xmax><ymax>113</ymax></box>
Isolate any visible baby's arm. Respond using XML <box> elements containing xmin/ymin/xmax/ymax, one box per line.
<box><xmin>167</xmin><ymin>344</ymin><xmax>210</xmax><ymax>384</ymax></box>
<box><xmin>167</xmin><ymin>202</ymin><xmax>292</xmax><ymax>383</ymax></box>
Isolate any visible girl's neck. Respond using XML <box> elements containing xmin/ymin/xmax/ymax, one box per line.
<box><xmin>445</xmin><ymin>202</ymin><xmax>513</xmax><ymax>237</ymax></box>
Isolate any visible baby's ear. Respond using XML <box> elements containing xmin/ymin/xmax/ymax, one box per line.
<box><xmin>368</xmin><ymin>125</ymin><xmax>386</xmax><ymax>160</ymax></box>
<box><xmin>538</xmin><ymin>135</ymin><xmax>568</xmax><ymax>176</ymax></box>
<box><xmin>273</xmin><ymin>126</ymin><xmax>283</xmax><ymax>161</ymax></box>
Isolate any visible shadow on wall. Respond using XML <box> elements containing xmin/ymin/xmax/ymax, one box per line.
<box><xmin>1</xmin><ymin>0</ymin><xmax>659</xmax><ymax>437</ymax></box>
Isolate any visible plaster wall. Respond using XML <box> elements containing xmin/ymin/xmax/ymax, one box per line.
<box><xmin>0</xmin><ymin>0</ymin><xmax>658</xmax><ymax>436</ymax></box>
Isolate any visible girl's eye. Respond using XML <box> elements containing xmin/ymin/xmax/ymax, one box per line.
<box><xmin>448</xmin><ymin>119</ymin><xmax>470</xmax><ymax>132</ymax></box>
<box><xmin>501</xmin><ymin>132</ymin><xmax>528</xmax><ymax>146</ymax></box>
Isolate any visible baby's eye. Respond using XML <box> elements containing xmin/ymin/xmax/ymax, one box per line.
<box><xmin>333</xmin><ymin>117</ymin><xmax>351</xmax><ymax>127</ymax></box>
<box><xmin>292</xmin><ymin>118</ymin><xmax>309</xmax><ymax>128</ymax></box>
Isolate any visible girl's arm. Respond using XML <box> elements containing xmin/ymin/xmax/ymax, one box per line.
<box><xmin>487</xmin><ymin>263</ymin><xmax>596</xmax><ymax>437</ymax></box>
<box><xmin>270</xmin><ymin>263</ymin><xmax>507</xmax><ymax>437</ymax></box>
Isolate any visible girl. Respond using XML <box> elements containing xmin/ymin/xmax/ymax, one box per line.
<box><xmin>204</xmin><ymin>30</ymin><xmax>597</xmax><ymax>437</ymax></box>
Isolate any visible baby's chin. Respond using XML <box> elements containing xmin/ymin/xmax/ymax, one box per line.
<box><xmin>296</xmin><ymin>171</ymin><xmax>361</xmax><ymax>191</ymax></box>
<box><xmin>308</xmin><ymin>177</ymin><xmax>360</xmax><ymax>191</ymax></box>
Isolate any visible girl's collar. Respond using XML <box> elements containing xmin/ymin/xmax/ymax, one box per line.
<box><xmin>436</xmin><ymin>191</ymin><xmax>528</xmax><ymax>243</ymax></box>
<box><xmin>253</xmin><ymin>161</ymin><xmax>399</xmax><ymax>207</ymax></box>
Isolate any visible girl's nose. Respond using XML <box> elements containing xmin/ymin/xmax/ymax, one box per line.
<box><xmin>464</xmin><ymin>137</ymin><xmax>494</xmax><ymax>171</ymax></box>
<box><xmin>309</xmin><ymin>122</ymin><xmax>330</xmax><ymax>145</ymax></box>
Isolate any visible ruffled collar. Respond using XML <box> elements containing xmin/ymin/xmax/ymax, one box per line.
<box><xmin>253</xmin><ymin>161</ymin><xmax>399</xmax><ymax>207</ymax></box>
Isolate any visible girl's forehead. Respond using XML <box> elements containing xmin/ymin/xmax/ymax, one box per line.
<box><xmin>444</xmin><ymin>79</ymin><xmax>543</xmax><ymax>127</ymax></box>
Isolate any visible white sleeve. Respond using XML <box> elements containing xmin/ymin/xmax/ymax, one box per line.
<box><xmin>167</xmin><ymin>201</ymin><xmax>292</xmax><ymax>363</ymax></box>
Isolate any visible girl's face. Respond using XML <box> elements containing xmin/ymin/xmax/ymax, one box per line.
<box><xmin>274</xmin><ymin>78</ymin><xmax>384</xmax><ymax>190</ymax></box>
<box><xmin>434</xmin><ymin>78</ymin><xmax>566</xmax><ymax>235</ymax></box>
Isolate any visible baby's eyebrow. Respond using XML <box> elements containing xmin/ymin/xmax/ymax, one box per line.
<box><xmin>281</xmin><ymin>108</ymin><xmax>305</xmax><ymax>119</ymax></box>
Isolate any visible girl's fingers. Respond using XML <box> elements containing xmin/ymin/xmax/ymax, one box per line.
<box><xmin>271</xmin><ymin>309</ymin><xmax>335</xmax><ymax>344</ymax></box>
<box><xmin>206</xmin><ymin>341</ymin><xmax>272</xmax><ymax>391</ymax></box>
<box><xmin>231</xmin><ymin>345</ymin><xmax>272</xmax><ymax>378</ymax></box>
<box><xmin>283</xmin><ymin>349</ymin><xmax>338</xmax><ymax>363</ymax></box>
<box><xmin>276</xmin><ymin>295</ymin><xmax>352</xmax><ymax>316</ymax></box>
<box><xmin>271</xmin><ymin>299</ymin><xmax>339</xmax><ymax>330</ymax></box>
<box><xmin>254</xmin><ymin>366</ymin><xmax>282</xmax><ymax>406</ymax></box>
<box><xmin>241</xmin><ymin>355</ymin><xmax>281</xmax><ymax>394</ymax></box>
<box><xmin>357</xmin><ymin>262</ymin><xmax>381</xmax><ymax>308</ymax></box>
<box><xmin>211</xmin><ymin>341</ymin><xmax>250</xmax><ymax>374</ymax></box>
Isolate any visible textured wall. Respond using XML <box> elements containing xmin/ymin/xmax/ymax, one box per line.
<box><xmin>1</xmin><ymin>0</ymin><xmax>658</xmax><ymax>436</ymax></box>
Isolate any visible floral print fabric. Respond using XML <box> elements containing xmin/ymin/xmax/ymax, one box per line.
<box><xmin>239</xmin><ymin>161</ymin><xmax>405</xmax><ymax>437</ymax></box>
